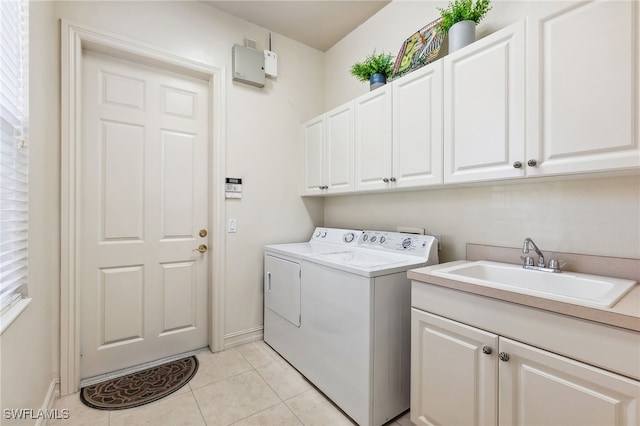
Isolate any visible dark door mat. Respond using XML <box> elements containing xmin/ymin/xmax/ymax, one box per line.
<box><xmin>80</xmin><ymin>355</ymin><xmax>199</xmax><ymax>410</ymax></box>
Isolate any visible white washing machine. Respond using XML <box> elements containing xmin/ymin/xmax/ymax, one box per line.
<box><xmin>264</xmin><ymin>227</ymin><xmax>439</xmax><ymax>426</ymax></box>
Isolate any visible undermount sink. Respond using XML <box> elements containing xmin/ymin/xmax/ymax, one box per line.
<box><xmin>431</xmin><ymin>260</ymin><xmax>637</xmax><ymax>308</ymax></box>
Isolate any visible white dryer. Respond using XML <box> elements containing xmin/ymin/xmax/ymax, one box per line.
<box><xmin>264</xmin><ymin>228</ymin><xmax>439</xmax><ymax>426</ymax></box>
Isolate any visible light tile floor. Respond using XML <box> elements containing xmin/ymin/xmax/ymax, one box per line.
<box><xmin>49</xmin><ymin>341</ymin><xmax>412</xmax><ymax>426</ymax></box>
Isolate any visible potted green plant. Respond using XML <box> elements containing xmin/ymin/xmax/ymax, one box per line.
<box><xmin>350</xmin><ymin>50</ymin><xmax>395</xmax><ymax>91</ymax></box>
<box><xmin>437</xmin><ymin>0</ymin><xmax>492</xmax><ymax>52</ymax></box>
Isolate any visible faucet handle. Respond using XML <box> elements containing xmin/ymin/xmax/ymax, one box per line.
<box><xmin>548</xmin><ymin>259</ymin><xmax>566</xmax><ymax>271</ymax></box>
<box><xmin>520</xmin><ymin>255</ymin><xmax>534</xmax><ymax>266</ymax></box>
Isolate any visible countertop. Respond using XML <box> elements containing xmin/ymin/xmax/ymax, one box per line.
<box><xmin>408</xmin><ymin>244</ymin><xmax>640</xmax><ymax>333</ymax></box>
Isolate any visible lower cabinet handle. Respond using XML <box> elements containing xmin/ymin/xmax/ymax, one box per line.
<box><xmin>499</xmin><ymin>352</ymin><xmax>510</xmax><ymax>362</ymax></box>
<box><xmin>482</xmin><ymin>346</ymin><xmax>493</xmax><ymax>355</ymax></box>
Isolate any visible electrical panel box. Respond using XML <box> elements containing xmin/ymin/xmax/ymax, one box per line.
<box><xmin>232</xmin><ymin>44</ymin><xmax>265</xmax><ymax>88</ymax></box>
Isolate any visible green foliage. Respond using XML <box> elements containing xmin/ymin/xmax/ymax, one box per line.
<box><xmin>437</xmin><ymin>0</ymin><xmax>492</xmax><ymax>33</ymax></box>
<box><xmin>349</xmin><ymin>50</ymin><xmax>395</xmax><ymax>83</ymax></box>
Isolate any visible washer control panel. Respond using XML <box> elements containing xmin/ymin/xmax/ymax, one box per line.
<box><xmin>359</xmin><ymin>231</ymin><xmax>437</xmax><ymax>257</ymax></box>
<box><xmin>308</xmin><ymin>227</ymin><xmax>439</xmax><ymax>262</ymax></box>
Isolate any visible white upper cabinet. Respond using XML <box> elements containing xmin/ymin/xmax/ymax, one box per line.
<box><xmin>443</xmin><ymin>20</ymin><xmax>526</xmax><ymax>184</ymax></box>
<box><xmin>525</xmin><ymin>0</ymin><xmax>640</xmax><ymax>176</ymax></box>
<box><xmin>301</xmin><ymin>116</ymin><xmax>325</xmax><ymax>195</ymax></box>
<box><xmin>303</xmin><ymin>1</ymin><xmax>639</xmax><ymax>195</ymax></box>
<box><xmin>301</xmin><ymin>103</ymin><xmax>354</xmax><ymax>195</ymax></box>
<box><xmin>354</xmin><ymin>84</ymin><xmax>393</xmax><ymax>191</ymax></box>
<box><xmin>393</xmin><ymin>62</ymin><xmax>444</xmax><ymax>188</ymax></box>
<box><xmin>325</xmin><ymin>103</ymin><xmax>355</xmax><ymax>193</ymax></box>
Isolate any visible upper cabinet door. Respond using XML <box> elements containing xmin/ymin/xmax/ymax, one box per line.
<box><xmin>392</xmin><ymin>62</ymin><xmax>444</xmax><ymax>188</ymax></box>
<box><xmin>325</xmin><ymin>103</ymin><xmax>354</xmax><ymax>193</ymax></box>
<box><xmin>354</xmin><ymin>85</ymin><xmax>393</xmax><ymax>191</ymax></box>
<box><xmin>444</xmin><ymin>21</ymin><xmax>526</xmax><ymax>184</ymax></box>
<box><xmin>526</xmin><ymin>0</ymin><xmax>640</xmax><ymax>176</ymax></box>
<box><xmin>301</xmin><ymin>116</ymin><xmax>325</xmax><ymax>195</ymax></box>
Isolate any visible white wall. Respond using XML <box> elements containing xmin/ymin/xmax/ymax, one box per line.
<box><xmin>1</xmin><ymin>1</ymin><xmax>60</xmax><ymax>423</ymax></box>
<box><xmin>323</xmin><ymin>0</ymin><xmax>640</xmax><ymax>261</ymax></box>
<box><xmin>2</xmin><ymin>0</ymin><xmax>324</xmax><ymax>414</ymax></box>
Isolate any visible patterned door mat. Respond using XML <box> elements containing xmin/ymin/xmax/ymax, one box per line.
<box><xmin>80</xmin><ymin>356</ymin><xmax>199</xmax><ymax>410</ymax></box>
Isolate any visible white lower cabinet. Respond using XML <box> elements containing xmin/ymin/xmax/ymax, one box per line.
<box><xmin>411</xmin><ymin>308</ymin><xmax>640</xmax><ymax>426</ymax></box>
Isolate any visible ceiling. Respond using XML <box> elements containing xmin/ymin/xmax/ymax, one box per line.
<box><xmin>201</xmin><ymin>1</ymin><xmax>391</xmax><ymax>51</ymax></box>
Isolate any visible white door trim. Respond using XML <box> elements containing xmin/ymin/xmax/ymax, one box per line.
<box><xmin>60</xmin><ymin>20</ymin><xmax>226</xmax><ymax>396</ymax></box>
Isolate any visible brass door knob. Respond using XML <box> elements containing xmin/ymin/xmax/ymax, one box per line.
<box><xmin>193</xmin><ymin>244</ymin><xmax>208</xmax><ymax>254</ymax></box>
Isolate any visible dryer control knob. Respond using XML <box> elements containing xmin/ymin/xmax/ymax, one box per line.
<box><xmin>402</xmin><ymin>238</ymin><xmax>412</xmax><ymax>249</ymax></box>
<box><xmin>380</xmin><ymin>236</ymin><xmax>386</xmax><ymax>244</ymax></box>
<box><xmin>343</xmin><ymin>232</ymin><xmax>356</xmax><ymax>243</ymax></box>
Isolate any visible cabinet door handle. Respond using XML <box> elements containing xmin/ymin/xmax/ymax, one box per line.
<box><xmin>482</xmin><ymin>346</ymin><xmax>492</xmax><ymax>355</ymax></box>
<box><xmin>499</xmin><ymin>352</ymin><xmax>510</xmax><ymax>362</ymax></box>
<box><xmin>389</xmin><ymin>177</ymin><xmax>396</xmax><ymax>182</ymax></box>
<box><xmin>513</xmin><ymin>161</ymin><xmax>522</xmax><ymax>169</ymax></box>
<box><xmin>382</xmin><ymin>178</ymin><xmax>389</xmax><ymax>183</ymax></box>
<box><xmin>267</xmin><ymin>272</ymin><xmax>272</xmax><ymax>292</ymax></box>
<box><xmin>528</xmin><ymin>159</ymin><xmax>538</xmax><ymax>167</ymax></box>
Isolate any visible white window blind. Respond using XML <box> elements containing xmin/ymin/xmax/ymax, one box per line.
<box><xmin>0</xmin><ymin>0</ymin><xmax>29</xmax><ymax>313</ymax></box>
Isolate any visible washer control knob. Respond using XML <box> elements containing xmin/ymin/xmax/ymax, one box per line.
<box><xmin>321</xmin><ymin>231</ymin><xmax>327</xmax><ymax>238</ymax></box>
<box><xmin>370</xmin><ymin>236</ymin><xmax>377</xmax><ymax>243</ymax></box>
<box><xmin>363</xmin><ymin>234</ymin><xmax>369</xmax><ymax>242</ymax></box>
<box><xmin>402</xmin><ymin>238</ymin><xmax>412</xmax><ymax>249</ymax></box>
<box><xmin>343</xmin><ymin>232</ymin><xmax>356</xmax><ymax>243</ymax></box>
<box><xmin>380</xmin><ymin>236</ymin><xmax>386</xmax><ymax>243</ymax></box>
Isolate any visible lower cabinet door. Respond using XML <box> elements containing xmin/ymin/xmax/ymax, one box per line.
<box><xmin>411</xmin><ymin>309</ymin><xmax>498</xmax><ymax>426</ymax></box>
<box><xmin>499</xmin><ymin>337</ymin><xmax>640</xmax><ymax>426</ymax></box>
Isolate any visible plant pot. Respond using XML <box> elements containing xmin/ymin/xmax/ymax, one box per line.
<box><xmin>448</xmin><ymin>20</ymin><xmax>476</xmax><ymax>53</ymax></box>
<box><xmin>369</xmin><ymin>73</ymin><xmax>387</xmax><ymax>91</ymax></box>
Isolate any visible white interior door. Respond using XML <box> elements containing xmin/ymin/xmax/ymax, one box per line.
<box><xmin>79</xmin><ymin>50</ymin><xmax>209</xmax><ymax>379</ymax></box>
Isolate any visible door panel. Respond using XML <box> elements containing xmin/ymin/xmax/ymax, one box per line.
<box><xmin>80</xmin><ymin>50</ymin><xmax>209</xmax><ymax>378</ymax></box>
<box><xmin>264</xmin><ymin>255</ymin><xmax>301</xmax><ymax>327</ymax></box>
<box><xmin>499</xmin><ymin>337</ymin><xmax>640</xmax><ymax>426</ymax></box>
<box><xmin>411</xmin><ymin>309</ymin><xmax>498</xmax><ymax>426</ymax></box>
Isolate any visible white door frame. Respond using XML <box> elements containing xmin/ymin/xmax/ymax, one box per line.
<box><xmin>60</xmin><ymin>20</ymin><xmax>226</xmax><ymax>396</ymax></box>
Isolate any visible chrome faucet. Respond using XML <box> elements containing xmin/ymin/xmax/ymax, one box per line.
<box><xmin>522</xmin><ymin>238</ymin><xmax>545</xmax><ymax>267</ymax></box>
<box><xmin>521</xmin><ymin>238</ymin><xmax>564</xmax><ymax>273</ymax></box>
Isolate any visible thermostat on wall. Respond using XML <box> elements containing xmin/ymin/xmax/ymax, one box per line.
<box><xmin>225</xmin><ymin>177</ymin><xmax>242</xmax><ymax>199</ymax></box>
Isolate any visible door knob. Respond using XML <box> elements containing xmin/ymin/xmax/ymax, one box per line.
<box><xmin>193</xmin><ymin>244</ymin><xmax>208</xmax><ymax>254</ymax></box>
<box><xmin>199</xmin><ymin>229</ymin><xmax>208</xmax><ymax>237</ymax></box>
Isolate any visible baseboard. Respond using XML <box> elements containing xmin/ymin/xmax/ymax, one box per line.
<box><xmin>223</xmin><ymin>326</ymin><xmax>263</xmax><ymax>349</ymax></box>
<box><xmin>35</xmin><ymin>378</ymin><xmax>60</xmax><ymax>426</ymax></box>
